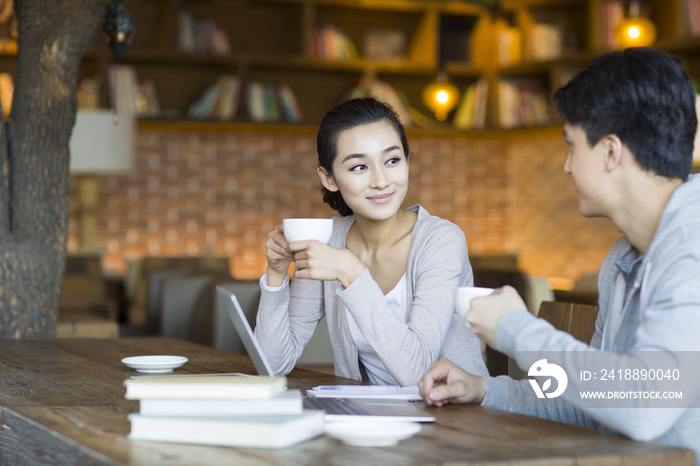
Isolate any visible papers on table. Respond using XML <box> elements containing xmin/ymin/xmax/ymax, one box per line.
<box><xmin>307</xmin><ymin>385</ymin><xmax>422</xmax><ymax>401</ymax></box>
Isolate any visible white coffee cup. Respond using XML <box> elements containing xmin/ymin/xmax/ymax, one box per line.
<box><xmin>456</xmin><ymin>287</ymin><xmax>494</xmax><ymax>326</ymax></box>
<box><xmin>283</xmin><ymin>218</ymin><xmax>333</xmax><ymax>244</ymax></box>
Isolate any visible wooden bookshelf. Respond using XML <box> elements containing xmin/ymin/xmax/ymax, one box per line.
<box><xmin>0</xmin><ymin>0</ymin><xmax>696</xmax><ymax>133</ymax></box>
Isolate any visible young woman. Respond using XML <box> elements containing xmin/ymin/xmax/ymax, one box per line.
<box><xmin>254</xmin><ymin>97</ymin><xmax>487</xmax><ymax>386</ymax></box>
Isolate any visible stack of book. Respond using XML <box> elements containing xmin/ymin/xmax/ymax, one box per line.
<box><xmin>125</xmin><ymin>374</ymin><xmax>325</xmax><ymax>449</ymax></box>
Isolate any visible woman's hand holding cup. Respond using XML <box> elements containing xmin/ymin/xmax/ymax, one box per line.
<box><xmin>265</xmin><ymin>224</ymin><xmax>296</xmax><ymax>286</ymax></box>
<box><xmin>280</xmin><ymin>218</ymin><xmax>365</xmax><ymax>287</ymax></box>
<box><xmin>291</xmin><ymin>240</ymin><xmax>365</xmax><ymax>287</ymax></box>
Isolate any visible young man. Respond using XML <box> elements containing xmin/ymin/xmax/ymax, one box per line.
<box><xmin>419</xmin><ymin>47</ymin><xmax>700</xmax><ymax>461</ymax></box>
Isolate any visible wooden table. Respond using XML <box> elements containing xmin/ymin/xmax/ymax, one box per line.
<box><xmin>0</xmin><ymin>338</ymin><xmax>693</xmax><ymax>466</ymax></box>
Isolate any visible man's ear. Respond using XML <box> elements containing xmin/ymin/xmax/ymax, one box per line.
<box><xmin>602</xmin><ymin>134</ymin><xmax>623</xmax><ymax>172</ymax></box>
<box><xmin>318</xmin><ymin>167</ymin><xmax>338</xmax><ymax>192</ymax></box>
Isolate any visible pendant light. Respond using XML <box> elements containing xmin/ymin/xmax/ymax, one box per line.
<box><xmin>613</xmin><ymin>0</ymin><xmax>657</xmax><ymax>48</ymax></box>
<box><xmin>422</xmin><ymin>71</ymin><xmax>460</xmax><ymax>122</ymax></box>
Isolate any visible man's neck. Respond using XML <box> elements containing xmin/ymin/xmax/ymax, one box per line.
<box><xmin>609</xmin><ymin>173</ymin><xmax>683</xmax><ymax>255</ymax></box>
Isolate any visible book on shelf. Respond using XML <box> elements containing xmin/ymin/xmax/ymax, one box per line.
<box><xmin>216</xmin><ymin>76</ymin><xmax>241</xmax><ymax>120</ymax></box>
<box><xmin>124</xmin><ymin>374</ymin><xmax>287</xmax><ymax>400</ymax></box>
<box><xmin>494</xmin><ymin>18</ymin><xmax>521</xmax><ymax>67</ymax></box>
<box><xmin>187</xmin><ymin>75</ymin><xmax>240</xmax><ymax>121</ymax></box>
<box><xmin>128</xmin><ymin>410</ymin><xmax>325</xmax><ymax>449</ymax></box>
<box><xmin>264</xmin><ymin>83</ymin><xmax>280</xmax><ymax>122</ymax></box>
<box><xmin>244</xmin><ymin>82</ymin><xmax>303</xmax><ymax>123</ymax></box>
<box><xmin>453</xmin><ymin>78</ymin><xmax>488</xmax><ymax>131</ymax></box>
<box><xmin>246</xmin><ymin>81</ymin><xmax>269</xmax><ymax>123</ymax></box>
<box><xmin>139</xmin><ymin>389</ymin><xmax>304</xmax><ymax>417</ymax></box>
<box><xmin>188</xmin><ymin>83</ymin><xmax>219</xmax><ymax>119</ymax></box>
<box><xmin>498</xmin><ymin>79</ymin><xmax>549</xmax><ymax>129</ymax></box>
<box><xmin>277</xmin><ymin>83</ymin><xmax>304</xmax><ymax>123</ymax></box>
<box><xmin>453</xmin><ymin>83</ymin><xmax>476</xmax><ymax>130</ymax></box>
<box><xmin>527</xmin><ymin>23</ymin><xmax>563</xmax><ymax>62</ymax></box>
<box><xmin>312</xmin><ymin>23</ymin><xmax>358</xmax><ymax>61</ymax></box>
<box><xmin>178</xmin><ymin>11</ymin><xmax>231</xmax><ymax>55</ymax></box>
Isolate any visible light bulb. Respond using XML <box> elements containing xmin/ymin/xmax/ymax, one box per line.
<box><xmin>436</xmin><ymin>91</ymin><xmax>449</xmax><ymax>105</ymax></box>
<box><xmin>626</xmin><ymin>26</ymin><xmax>641</xmax><ymax>40</ymax></box>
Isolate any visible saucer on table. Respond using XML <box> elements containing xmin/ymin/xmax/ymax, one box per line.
<box><xmin>325</xmin><ymin>421</ymin><xmax>421</xmax><ymax>447</ymax></box>
<box><xmin>121</xmin><ymin>355</ymin><xmax>188</xmax><ymax>373</ymax></box>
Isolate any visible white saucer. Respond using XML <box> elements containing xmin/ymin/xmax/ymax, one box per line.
<box><xmin>325</xmin><ymin>421</ymin><xmax>421</xmax><ymax>447</ymax></box>
<box><xmin>121</xmin><ymin>355</ymin><xmax>188</xmax><ymax>373</ymax></box>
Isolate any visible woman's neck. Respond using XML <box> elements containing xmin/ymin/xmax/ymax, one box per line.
<box><xmin>350</xmin><ymin>208</ymin><xmax>416</xmax><ymax>253</ymax></box>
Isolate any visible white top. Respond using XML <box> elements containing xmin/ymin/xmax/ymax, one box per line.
<box><xmin>347</xmin><ymin>274</ymin><xmax>407</xmax><ymax>385</ymax></box>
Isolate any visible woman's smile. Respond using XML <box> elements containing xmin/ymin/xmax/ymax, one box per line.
<box><xmin>367</xmin><ymin>192</ymin><xmax>394</xmax><ymax>204</ymax></box>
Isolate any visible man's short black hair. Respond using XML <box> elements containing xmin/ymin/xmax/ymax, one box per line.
<box><xmin>554</xmin><ymin>47</ymin><xmax>696</xmax><ymax>180</ymax></box>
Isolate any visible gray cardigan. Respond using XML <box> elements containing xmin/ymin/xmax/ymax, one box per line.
<box><xmin>254</xmin><ymin>204</ymin><xmax>488</xmax><ymax>386</ymax></box>
<box><xmin>482</xmin><ymin>174</ymin><xmax>700</xmax><ymax>462</ymax></box>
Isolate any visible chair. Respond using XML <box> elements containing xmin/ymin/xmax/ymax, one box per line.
<box><xmin>127</xmin><ymin>256</ymin><xmax>230</xmax><ymax>328</ymax></box>
<box><xmin>159</xmin><ymin>275</ymin><xmax>213</xmax><ymax>341</ymax></box>
<box><xmin>502</xmin><ymin>301</ymin><xmax>600</xmax><ymax>380</ymax></box>
<box><xmin>212</xmin><ymin>280</ymin><xmax>262</xmax><ymax>354</ymax></box>
<box><xmin>537</xmin><ymin>301</ymin><xmax>600</xmax><ymax>344</ymax></box>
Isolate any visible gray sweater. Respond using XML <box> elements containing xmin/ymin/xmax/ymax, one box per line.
<box><xmin>255</xmin><ymin>204</ymin><xmax>488</xmax><ymax>386</ymax></box>
<box><xmin>482</xmin><ymin>174</ymin><xmax>700</xmax><ymax>461</ymax></box>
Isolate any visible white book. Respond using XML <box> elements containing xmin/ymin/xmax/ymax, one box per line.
<box><xmin>247</xmin><ymin>82</ymin><xmax>267</xmax><ymax>122</ymax></box>
<box><xmin>128</xmin><ymin>410</ymin><xmax>325</xmax><ymax>449</ymax></box>
<box><xmin>139</xmin><ymin>389</ymin><xmax>303</xmax><ymax>417</ymax></box>
<box><xmin>124</xmin><ymin>374</ymin><xmax>287</xmax><ymax>400</ymax></box>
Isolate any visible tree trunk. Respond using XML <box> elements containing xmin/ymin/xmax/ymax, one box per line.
<box><xmin>0</xmin><ymin>0</ymin><xmax>110</xmax><ymax>338</ymax></box>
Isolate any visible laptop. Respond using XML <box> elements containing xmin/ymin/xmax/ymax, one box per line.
<box><xmin>216</xmin><ymin>286</ymin><xmax>435</xmax><ymax>422</ymax></box>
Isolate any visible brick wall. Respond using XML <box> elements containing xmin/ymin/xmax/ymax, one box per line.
<box><xmin>509</xmin><ymin>136</ymin><xmax>621</xmax><ymax>281</ymax></box>
<box><xmin>68</xmin><ymin>126</ymin><xmax>620</xmax><ymax>282</ymax></box>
